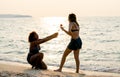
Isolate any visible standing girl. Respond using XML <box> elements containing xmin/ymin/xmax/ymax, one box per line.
<box><xmin>55</xmin><ymin>13</ymin><xmax>82</xmax><ymax>73</ymax></box>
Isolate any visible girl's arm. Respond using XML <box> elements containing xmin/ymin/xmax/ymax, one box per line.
<box><xmin>33</xmin><ymin>32</ymin><xmax>58</xmax><ymax>45</ymax></box>
<box><xmin>60</xmin><ymin>24</ymin><xmax>73</xmax><ymax>36</ymax></box>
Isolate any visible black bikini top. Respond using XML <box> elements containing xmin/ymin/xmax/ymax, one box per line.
<box><xmin>30</xmin><ymin>45</ymin><xmax>41</xmax><ymax>54</ymax></box>
<box><xmin>71</xmin><ymin>29</ymin><xmax>79</xmax><ymax>32</ymax></box>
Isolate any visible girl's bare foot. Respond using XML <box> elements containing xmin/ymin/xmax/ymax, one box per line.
<box><xmin>76</xmin><ymin>71</ymin><xmax>79</xmax><ymax>73</ymax></box>
<box><xmin>78</xmin><ymin>70</ymin><xmax>85</xmax><ymax>75</ymax></box>
<box><xmin>32</xmin><ymin>66</ymin><xmax>35</xmax><ymax>69</ymax></box>
<box><xmin>54</xmin><ymin>69</ymin><xmax>61</xmax><ymax>72</ymax></box>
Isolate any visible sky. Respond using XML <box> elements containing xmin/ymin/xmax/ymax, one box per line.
<box><xmin>0</xmin><ymin>0</ymin><xmax>120</xmax><ymax>17</ymax></box>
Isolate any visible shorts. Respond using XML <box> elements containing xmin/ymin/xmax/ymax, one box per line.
<box><xmin>67</xmin><ymin>37</ymin><xmax>82</xmax><ymax>50</ymax></box>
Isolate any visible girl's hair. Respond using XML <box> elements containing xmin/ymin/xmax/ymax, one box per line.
<box><xmin>68</xmin><ymin>13</ymin><xmax>79</xmax><ymax>26</ymax></box>
<box><xmin>28</xmin><ymin>31</ymin><xmax>38</xmax><ymax>42</ymax></box>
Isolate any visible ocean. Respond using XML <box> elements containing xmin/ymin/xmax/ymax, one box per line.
<box><xmin>0</xmin><ymin>16</ymin><xmax>120</xmax><ymax>73</ymax></box>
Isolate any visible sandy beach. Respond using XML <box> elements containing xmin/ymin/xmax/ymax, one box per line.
<box><xmin>0</xmin><ymin>61</ymin><xmax>120</xmax><ymax>77</ymax></box>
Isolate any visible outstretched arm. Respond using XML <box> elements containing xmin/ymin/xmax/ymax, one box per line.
<box><xmin>40</xmin><ymin>32</ymin><xmax>58</xmax><ymax>44</ymax></box>
<box><xmin>33</xmin><ymin>32</ymin><xmax>58</xmax><ymax>45</ymax></box>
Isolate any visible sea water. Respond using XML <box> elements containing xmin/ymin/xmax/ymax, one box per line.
<box><xmin>0</xmin><ymin>16</ymin><xmax>120</xmax><ymax>73</ymax></box>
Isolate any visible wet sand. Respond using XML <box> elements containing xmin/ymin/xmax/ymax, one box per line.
<box><xmin>0</xmin><ymin>61</ymin><xmax>120</xmax><ymax>77</ymax></box>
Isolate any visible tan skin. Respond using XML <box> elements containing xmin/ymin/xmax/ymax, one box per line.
<box><xmin>29</xmin><ymin>32</ymin><xmax>58</xmax><ymax>69</ymax></box>
<box><xmin>55</xmin><ymin>21</ymin><xmax>80</xmax><ymax>73</ymax></box>
<box><xmin>30</xmin><ymin>32</ymin><xmax>58</xmax><ymax>47</ymax></box>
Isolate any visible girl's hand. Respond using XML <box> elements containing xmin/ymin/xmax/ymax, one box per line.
<box><xmin>53</xmin><ymin>32</ymin><xmax>58</xmax><ymax>38</ymax></box>
<box><xmin>60</xmin><ymin>24</ymin><xmax>64</xmax><ymax>31</ymax></box>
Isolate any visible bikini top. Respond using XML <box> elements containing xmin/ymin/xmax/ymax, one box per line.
<box><xmin>71</xmin><ymin>29</ymin><xmax>79</xmax><ymax>32</ymax></box>
<box><xmin>30</xmin><ymin>45</ymin><xmax>41</xmax><ymax>54</ymax></box>
<box><xmin>71</xmin><ymin>22</ymin><xmax>79</xmax><ymax>32</ymax></box>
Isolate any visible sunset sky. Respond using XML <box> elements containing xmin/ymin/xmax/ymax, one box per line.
<box><xmin>0</xmin><ymin>0</ymin><xmax>120</xmax><ymax>17</ymax></box>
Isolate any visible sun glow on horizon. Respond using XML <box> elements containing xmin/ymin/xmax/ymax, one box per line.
<box><xmin>0</xmin><ymin>0</ymin><xmax>120</xmax><ymax>17</ymax></box>
<box><xmin>37</xmin><ymin>17</ymin><xmax>67</xmax><ymax>35</ymax></box>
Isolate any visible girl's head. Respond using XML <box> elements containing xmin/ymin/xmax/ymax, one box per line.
<box><xmin>68</xmin><ymin>13</ymin><xmax>79</xmax><ymax>26</ymax></box>
<box><xmin>68</xmin><ymin>13</ymin><xmax>77</xmax><ymax>22</ymax></box>
<box><xmin>28</xmin><ymin>31</ymin><xmax>39</xmax><ymax>42</ymax></box>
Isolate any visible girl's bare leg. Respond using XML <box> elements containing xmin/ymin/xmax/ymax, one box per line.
<box><xmin>74</xmin><ymin>49</ymin><xmax>80</xmax><ymax>73</ymax></box>
<box><xmin>30</xmin><ymin>53</ymin><xmax>43</xmax><ymax>69</ymax></box>
<box><xmin>55</xmin><ymin>48</ymin><xmax>72</xmax><ymax>72</ymax></box>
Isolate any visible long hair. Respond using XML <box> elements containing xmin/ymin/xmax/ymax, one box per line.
<box><xmin>28</xmin><ymin>31</ymin><xmax>38</xmax><ymax>42</ymax></box>
<box><xmin>68</xmin><ymin>13</ymin><xmax>79</xmax><ymax>26</ymax></box>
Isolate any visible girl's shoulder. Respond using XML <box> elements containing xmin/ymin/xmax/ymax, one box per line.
<box><xmin>69</xmin><ymin>22</ymin><xmax>78</xmax><ymax>27</ymax></box>
<box><xmin>30</xmin><ymin>39</ymin><xmax>41</xmax><ymax>46</ymax></box>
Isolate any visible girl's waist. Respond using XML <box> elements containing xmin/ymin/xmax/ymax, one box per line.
<box><xmin>71</xmin><ymin>36</ymin><xmax>80</xmax><ymax>40</ymax></box>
